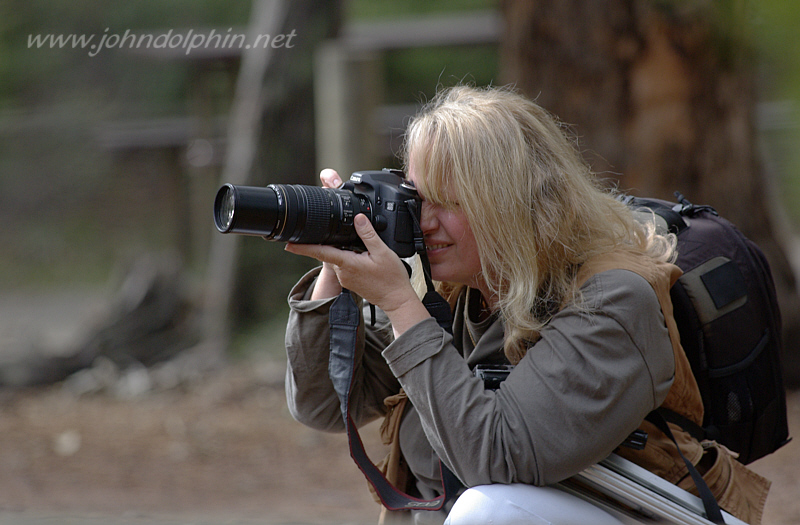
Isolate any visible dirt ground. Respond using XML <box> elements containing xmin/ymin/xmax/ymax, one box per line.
<box><xmin>0</xmin><ymin>356</ymin><xmax>386</xmax><ymax>525</ymax></box>
<box><xmin>0</xmin><ymin>355</ymin><xmax>798</xmax><ymax>525</ymax></box>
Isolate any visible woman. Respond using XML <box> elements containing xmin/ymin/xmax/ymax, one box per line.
<box><xmin>283</xmin><ymin>86</ymin><xmax>769</xmax><ymax>524</ymax></box>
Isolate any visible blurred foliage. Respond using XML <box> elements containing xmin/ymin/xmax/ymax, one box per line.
<box><xmin>346</xmin><ymin>0</ymin><xmax>494</xmax><ymax>20</ymax></box>
<box><xmin>347</xmin><ymin>0</ymin><xmax>498</xmax><ymax>104</ymax></box>
<box><xmin>753</xmin><ymin>0</ymin><xmax>800</xmax><ymax>223</ymax></box>
<box><xmin>0</xmin><ymin>1</ymin><xmax>252</xmax><ymax>288</ymax></box>
<box><xmin>0</xmin><ymin>0</ymin><xmax>250</xmax><ymax>112</ymax></box>
<box><xmin>382</xmin><ymin>45</ymin><xmax>498</xmax><ymax>105</ymax></box>
<box><xmin>0</xmin><ymin>0</ymin><xmax>797</xmax><ymax>301</ymax></box>
<box><xmin>754</xmin><ymin>0</ymin><xmax>800</xmax><ymax>98</ymax></box>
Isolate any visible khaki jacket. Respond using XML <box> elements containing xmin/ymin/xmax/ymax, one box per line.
<box><xmin>578</xmin><ymin>252</ymin><xmax>770</xmax><ymax>525</ymax></box>
<box><xmin>285</xmin><ymin>253</ymin><xmax>770</xmax><ymax>524</ymax></box>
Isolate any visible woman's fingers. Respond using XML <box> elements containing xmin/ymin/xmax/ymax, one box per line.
<box><xmin>320</xmin><ymin>168</ymin><xmax>343</xmax><ymax>188</ymax></box>
<box><xmin>284</xmin><ymin>242</ymin><xmax>345</xmax><ymax>266</ymax></box>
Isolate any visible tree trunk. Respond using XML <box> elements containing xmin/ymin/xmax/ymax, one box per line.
<box><xmin>228</xmin><ymin>0</ymin><xmax>343</xmax><ymax>331</ymax></box>
<box><xmin>201</xmin><ymin>0</ymin><xmax>342</xmax><ymax>353</ymax></box>
<box><xmin>500</xmin><ymin>0</ymin><xmax>800</xmax><ymax>385</ymax></box>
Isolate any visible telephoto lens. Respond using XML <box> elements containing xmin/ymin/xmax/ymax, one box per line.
<box><xmin>213</xmin><ymin>183</ymin><xmax>371</xmax><ymax>245</ymax></box>
<box><xmin>214</xmin><ymin>170</ymin><xmax>420</xmax><ymax>257</ymax></box>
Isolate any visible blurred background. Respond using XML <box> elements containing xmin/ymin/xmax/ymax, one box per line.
<box><xmin>0</xmin><ymin>0</ymin><xmax>798</xmax><ymax>524</ymax></box>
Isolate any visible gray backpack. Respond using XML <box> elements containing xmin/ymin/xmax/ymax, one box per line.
<box><xmin>626</xmin><ymin>193</ymin><xmax>791</xmax><ymax>464</ymax></box>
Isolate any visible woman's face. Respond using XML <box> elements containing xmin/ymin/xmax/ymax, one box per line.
<box><xmin>406</xmin><ymin>166</ymin><xmax>484</xmax><ymax>290</ymax></box>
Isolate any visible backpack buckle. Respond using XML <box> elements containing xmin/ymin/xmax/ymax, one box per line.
<box><xmin>620</xmin><ymin>429</ymin><xmax>649</xmax><ymax>450</ymax></box>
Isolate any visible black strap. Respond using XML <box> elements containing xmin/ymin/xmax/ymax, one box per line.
<box><xmin>657</xmin><ymin>407</ymin><xmax>712</xmax><ymax>443</ymax></box>
<box><xmin>330</xmin><ymin>290</ymin><xmax>445</xmax><ymax>510</ymax></box>
<box><xmin>327</xmin><ymin>199</ymin><xmax>461</xmax><ymax>511</ymax></box>
<box><xmin>645</xmin><ymin>410</ymin><xmax>725</xmax><ymax>524</ymax></box>
<box><xmin>624</xmin><ymin>195</ymin><xmax>688</xmax><ymax>234</ymax></box>
<box><xmin>405</xmin><ymin>197</ymin><xmax>454</xmax><ymax>334</ymax></box>
<box><xmin>329</xmin><ymin>288</ymin><xmax>459</xmax><ymax>511</ymax></box>
<box><xmin>673</xmin><ymin>191</ymin><xmax>718</xmax><ymax>218</ymax></box>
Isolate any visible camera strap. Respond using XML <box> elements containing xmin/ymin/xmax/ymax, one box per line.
<box><xmin>327</xmin><ymin>199</ymin><xmax>461</xmax><ymax>511</ymax></box>
<box><xmin>406</xmin><ymin>197</ymin><xmax>454</xmax><ymax>334</ymax></box>
<box><xmin>328</xmin><ymin>288</ymin><xmax>460</xmax><ymax>511</ymax></box>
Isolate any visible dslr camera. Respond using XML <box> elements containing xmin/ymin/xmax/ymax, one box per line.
<box><xmin>214</xmin><ymin>169</ymin><xmax>421</xmax><ymax>258</ymax></box>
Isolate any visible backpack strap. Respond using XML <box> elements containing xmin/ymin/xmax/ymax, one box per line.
<box><xmin>673</xmin><ymin>191</ymin><xmax>719</xmax><ymax>218</ymax></box>
<box><xmin>621</xmin><ymin>195</ymin><xmax>689</xmax><ymax>234</ymax></box>
<box><xmin>645</xmin><ymin>411</ymin><xmax>725</xmax><ymax>524</ymax></box>
<box><xmin>656</xmin><ymin>407</ymin><xmax>709</xmax><ymax>444</ymax></box>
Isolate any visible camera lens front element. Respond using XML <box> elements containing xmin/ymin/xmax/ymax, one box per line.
<box><xmin>217</xmin><ymin>186</ymin><xmax>236</xmax><ymax>232</ymax></box>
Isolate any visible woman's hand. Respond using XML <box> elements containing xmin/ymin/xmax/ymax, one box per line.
<box><xmin>285</xmin><ymin>212</ymin><xmax>430</xmax><ymax>337</ymax></box>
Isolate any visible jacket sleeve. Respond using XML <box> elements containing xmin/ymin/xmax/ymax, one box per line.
<box><xmin>382</xmin><ymin>269</ymin><xmax>675</xmax><ymax>487</ymax></box>
<box><xmin>284</xmin><ymin>267</ymin><xmax>401</xmax><ymax>432</ymax></box>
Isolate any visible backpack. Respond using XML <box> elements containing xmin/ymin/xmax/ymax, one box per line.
<box><xmin>624</xmin><ymin>192</ymin><xmax>791</xmax><ymax>464</ymax></box>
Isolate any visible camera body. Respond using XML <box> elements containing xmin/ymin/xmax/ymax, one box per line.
<box><xmin>340</xmin><ymin>169</ymin><xmax>420</xmax><ymax>257</ymax></box>
<box><xmin>214</xmin><ymin>169</ymin><xmax>422</xmax><ymax>258</ymax></box>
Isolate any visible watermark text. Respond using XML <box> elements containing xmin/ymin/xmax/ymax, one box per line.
<box><xmin>27</xmin><ymin>27</ymin><xmax>297</xmax><ymax>57</ymax></box>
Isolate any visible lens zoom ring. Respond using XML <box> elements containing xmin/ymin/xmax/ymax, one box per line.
<box><xmin>298</xmin><ymin>188</ymin><xmax>332</xmax><ymax>242</ymax></box>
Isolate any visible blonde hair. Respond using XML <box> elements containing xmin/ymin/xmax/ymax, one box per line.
<box><xmin>403</xmin><ymin>85</ymin><xmax>676</xmax><ymax>363</ymax></box>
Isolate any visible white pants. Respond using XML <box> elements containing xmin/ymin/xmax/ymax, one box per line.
<box><xmin>444</xmin><ymin>484</ymin><xmax>633</xmax><ymax>525</ymax></box>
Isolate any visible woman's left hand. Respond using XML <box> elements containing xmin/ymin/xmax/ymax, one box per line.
<box><xmin>285</xmin><ymin>214</ymin><xmax>431</xmax><ymax>337</ymax></box>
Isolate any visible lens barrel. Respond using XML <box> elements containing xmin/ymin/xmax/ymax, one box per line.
<box><xmin>214</xmin><ymin>184</ymin><xmax>281</xmax><ymax>235</ymax></box>
<box><xmin>213</xmin><ymin>183</ymin><xmax>371</xmax><ymax>246</ymax></box>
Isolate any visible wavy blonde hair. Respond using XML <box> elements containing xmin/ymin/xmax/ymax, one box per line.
<box><xmin>403</xmin><ymin>85</ymin><xmax>676</xmax><ymax>363</ymax></box>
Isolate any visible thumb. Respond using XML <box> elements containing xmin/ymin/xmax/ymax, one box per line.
<box><xmin>354</xmin><ymin>213</ymin><xmax>382</xmax><ymax>250</ymax></box>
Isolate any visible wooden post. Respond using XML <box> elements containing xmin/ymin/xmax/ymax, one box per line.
<box><xmin>313</xmin><ymin>42</ymin><xmax>383</xmax><ymax>178</ymax></box>
<box><xmin>199</xmin><ymin>0</ymin><xmax>288</xmax><ymax>361</ymax></box>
